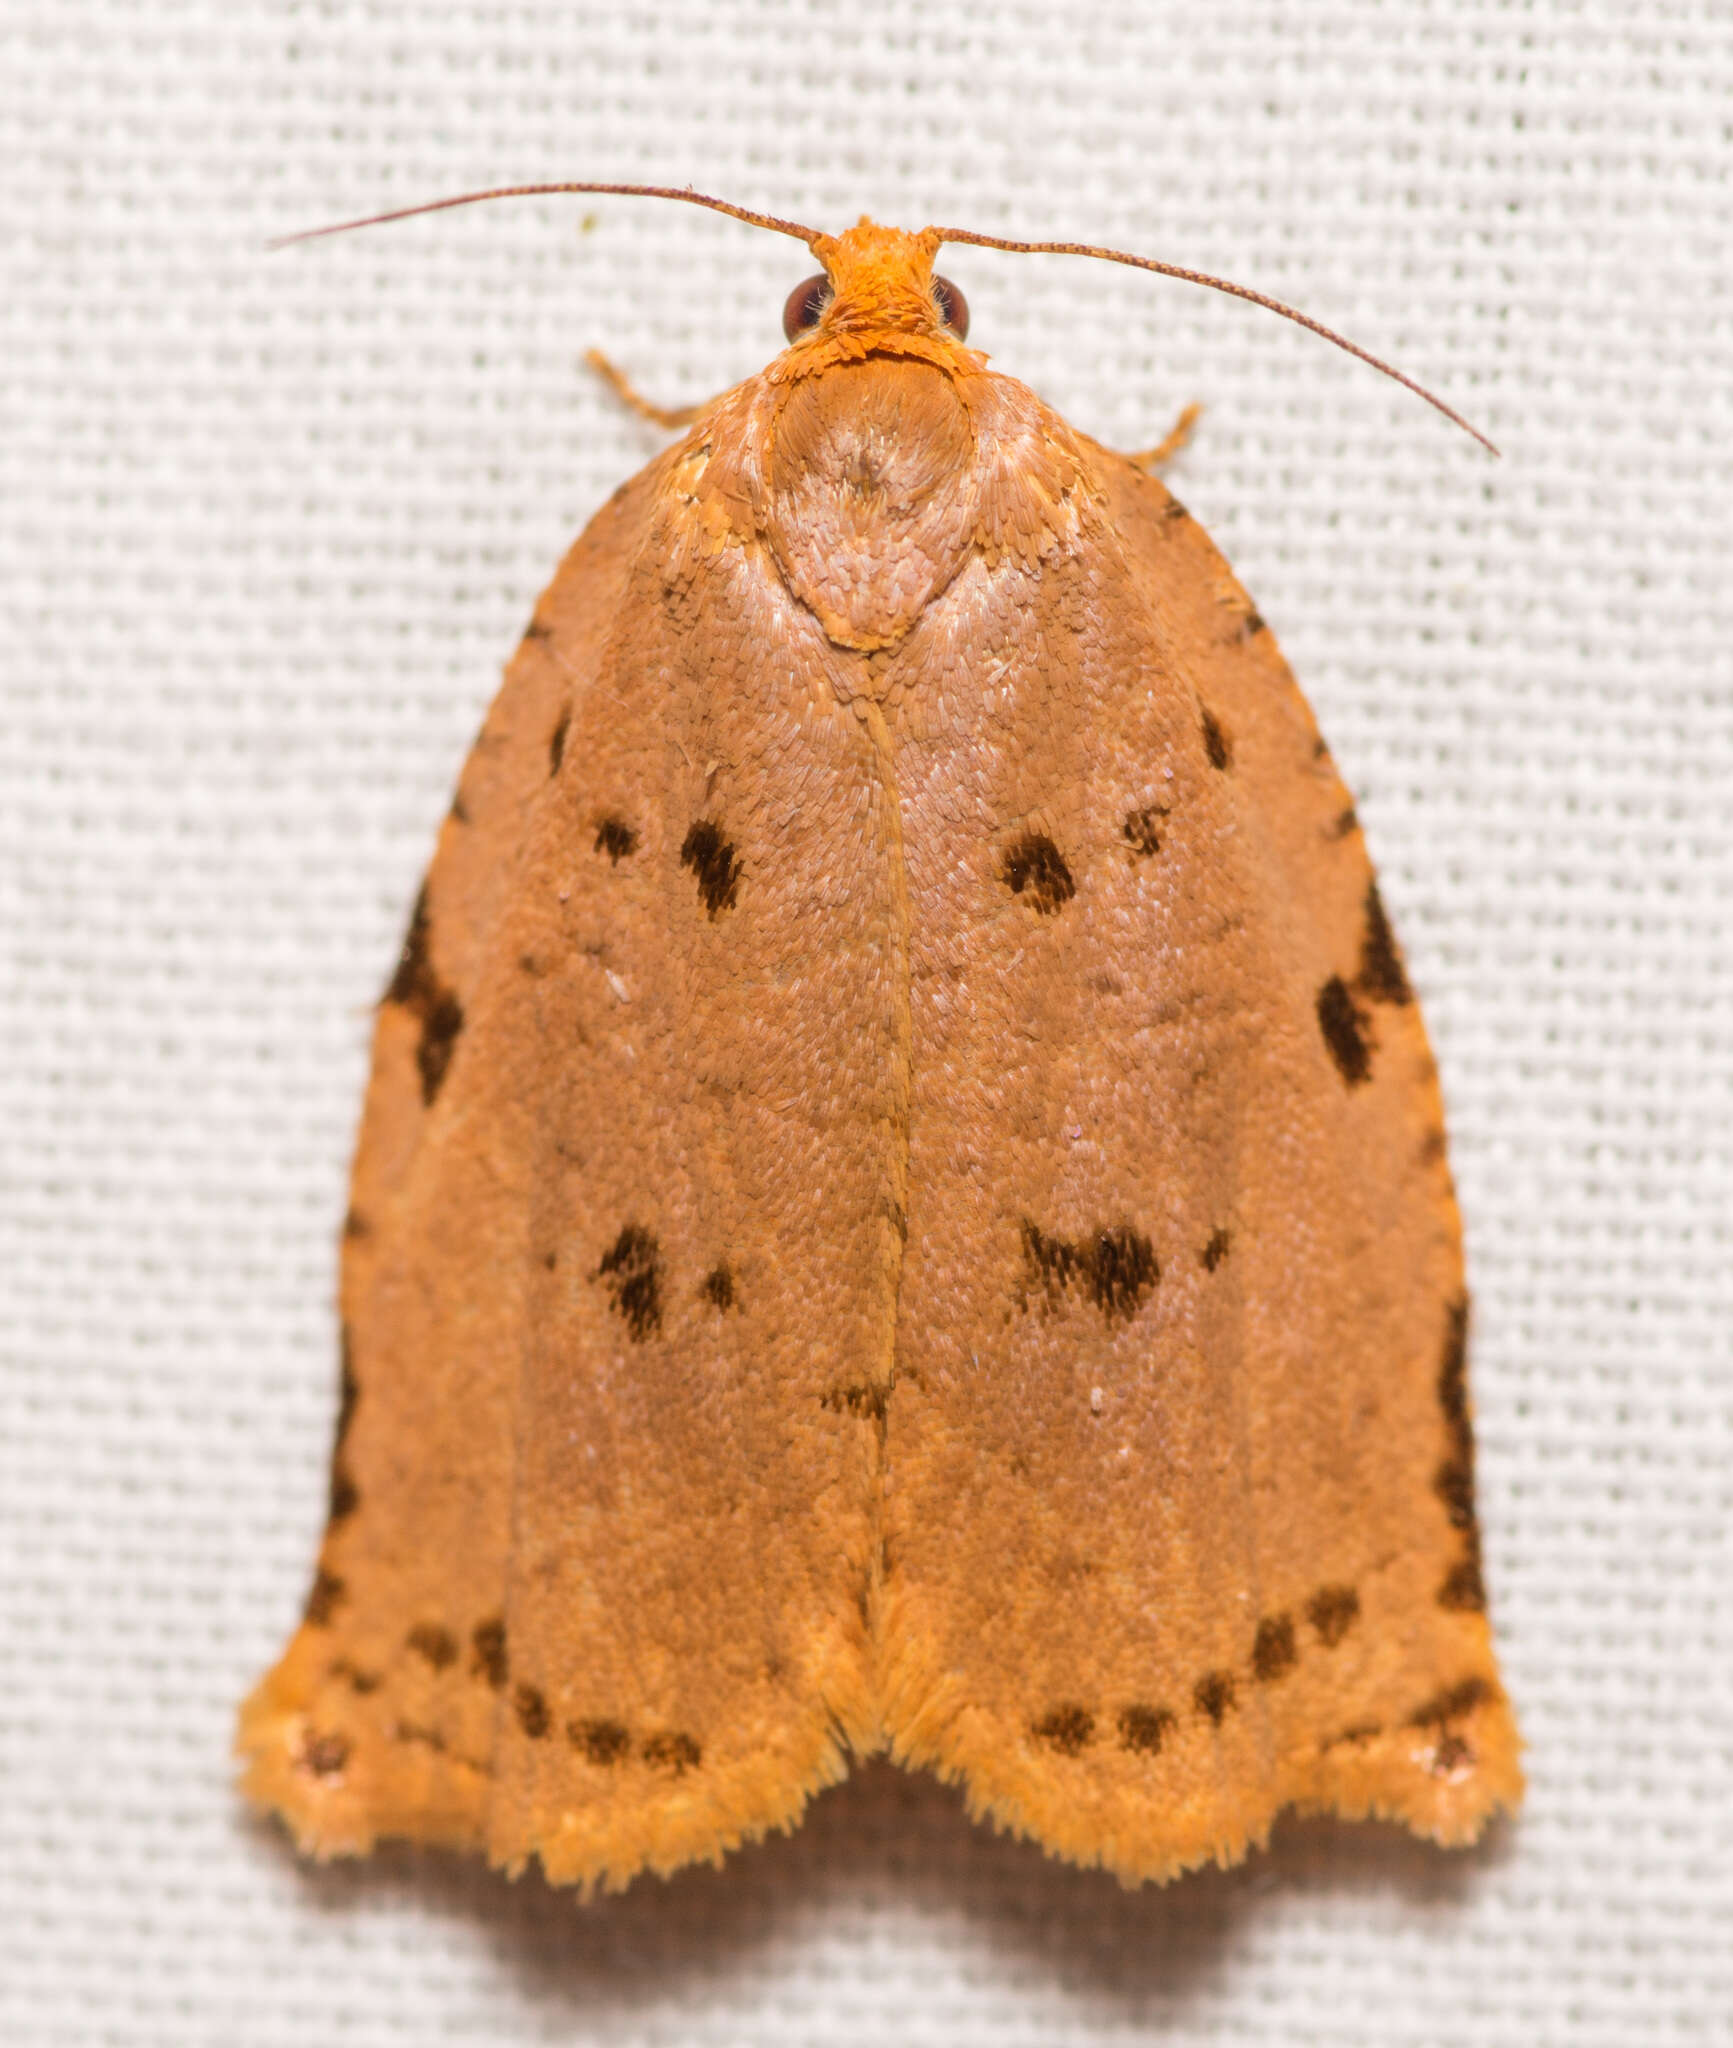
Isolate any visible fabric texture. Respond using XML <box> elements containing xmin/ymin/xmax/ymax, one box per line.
<box><xmin>2</xmin><ymin>3</ymin><xmax>1728</xmax><ymax>2042</ymax></box>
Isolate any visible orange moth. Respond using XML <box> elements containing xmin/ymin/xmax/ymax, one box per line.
<box><xmin>239</xmin><ymin>184</ymin><xmax>1522</xmax><ymax>1893</ymax></box>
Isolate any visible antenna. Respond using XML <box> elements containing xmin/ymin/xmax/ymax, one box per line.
<box><xmin>936</xmin><ymin>227</ymin><xmax>1497</xmax><ymax>455</ymax></box>
<box><xmin>272</xmin><ymin>187</ymin><xmax>1495</xmax><ymax>452</ymax></box>
<box><xmin>269</xmin><ymin>182</ymin><xmax>821</xmax><ymax>251</ymax></box>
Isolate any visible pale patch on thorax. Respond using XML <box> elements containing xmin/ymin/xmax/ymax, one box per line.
<box><xmin>683</xmin><ymin>360</ymin><xmax>1100</xmax><ymax>675</ymax></box>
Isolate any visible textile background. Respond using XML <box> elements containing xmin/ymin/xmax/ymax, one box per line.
<box><xmin>4</xmin><ymin>4</ymin><xmax>1729</xmax><ymax>2041</ymax></box>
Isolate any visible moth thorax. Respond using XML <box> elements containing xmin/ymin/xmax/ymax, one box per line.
<box><xmin>764</xmin><ymin>356</ymin><xmax>977</xmax><ymax>652</ymax></box>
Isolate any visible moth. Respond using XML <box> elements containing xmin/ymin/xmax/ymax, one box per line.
<box><xmin>240</xmin><ymin>185</ymin><xmax>1522</xmax><ymax>1893</ymax></box>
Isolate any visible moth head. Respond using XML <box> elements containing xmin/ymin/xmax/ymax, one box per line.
<box><xmin>784</xmin><ymin>220</ymin><xmax>969</xmax><ymax>346</ymax></box>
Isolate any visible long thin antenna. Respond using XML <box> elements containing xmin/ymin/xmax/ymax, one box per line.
<box><xmin>935</xmin><ymin>227</ymin><xmax>1497</xmax><ymax>455</ymax></box>
<box><xmin>270</xmin><ymin>186</ymin><xmax>1494</xmax><ymax>454</ymax></box>
<box><xmin>268</xmin><ymin>182</ymin><xmax>823</xmax><ymax>252</ymax></box>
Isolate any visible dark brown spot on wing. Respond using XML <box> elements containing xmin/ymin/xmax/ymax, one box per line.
<box><xmin>548</xmin><ymin>710</ymin><xmax>569</xmax><ymax>775</ymax></box>
<box><xmin>1021</xmin><ymin>1220</ymin><xmax>1158</xmax><ymax>1325</ymax></box>
<box><xmin>1194</xmin><ymin>1671</ymin><xmax>1236</xmax><ymax>1724</ymax></box>
<box><xmin>1429</xmin><ymin>1732</ymin><xmax>1474</xmax><ymax>1775</ymax></box>
<box><xmin>515</xmin><ymin>1683</ymin><xmax>550</xmax><ymax>1739</ymax></box>
<box><xmin>386</xmin><ymin>885</ymin><xmax>466</xmax><ymax>1106</ymax></box>
<box><xmin>1439</xmin><ymin>1553</ymin><xmax>1487</xmax><ymax>1612</ymax></box>
<box><xmin>1437</xmin><ymin>1299</ymin><xmax>1471</xmax><ymax>1438</ymax></box>
<box><xmin>1408</xmin><ymin>1676</ymin><xmax>1492</xmax><ymax>1728</ymax></box>
<box><xmin>1123</xmin><ymin>805</ymin><xmax>1168</xmax><ymax>859</ymax></box>
<box><xmin>300</xmin><ymin>1731</ymin><xmax>349</xmax><ymax>1779</ymax></box>
<box><xmin>1435</xmin><ymin>1450</ymin><xmax>1477</xmax><ymax>1533</ymax></box>
<box><xmin>407</xmin><ymin>1622</ymin><xmax>457</xmax><ymax>1671</ymax></box>
<box><xmin>595</xmin><ymin>815</ymin><xmax>637</xmax><ymax>862</ymax></box>
<box><xmin>700</xmin><ymin>1264</ymin><xmax>736</xmax><ymax>1311</ymax></box>
<box><xmin>303</xmin><ymin>1568</ymin><xmax>345</xmax><ymax>1627</ymax></box>
<box><xmin>385</xmin><ymin>887</ymin><xmax>433</xmax><ymax>1007</ymax></box>
<box><xmin>1251</xmin><ymin>1614</ymin><xmax>1297</xmax><ymax>1682</ymax></box>
<box><xmin>1117</xmin><ymin>1704</ymin><xmax>1175</xmax><ymax>1755</ymax></box>
<box><xmin>821</xmin><ymin>1382</ymin><xmax>889</xmax><ymax>1423</ymax></box>
<box><xmin>1032</xmin><ymin>1705</ymin><xmax>1094</xmax><ymax>1755</ymax></box>
<box><xmin>1002</xmin><ymin>832</ymin><xmax>1076</xmax><ymax>913</ymax></box>
<box><xmin>1084</xmin><ymin>1227</ymin><xmax>1158</xmax><ymax>1320</ymax></box>
<box><xmin>595</xmin><ymin>1224</ymin><xmax>662</xmax><ymax>1341</ymax></box>
<box><xmin>334</xmin><ymin>1330</ymin><xmax>357</xmax><ymax>1447</ymax></box>
<box><xmin>569</xmin><ymin>1718</ymin><xmax>631</xmax><ymax>1765</ymax></box>
<box><xmin>471</xmin><ymin>1616</ymin><xmax>508</xmax><ymax>1690</ymax></box>
<box><xmin>680</xmin><ymin>819</ymin><xmax>741</xmax><ymax>916</ymax></box>
<box><xmin>1200</xmin><ymin>1227</ymin><xmax>1231</xmax><ymax>1272</ymax></box>
<box><xmin>327</xmin><ymin>1462</ymin><xmax>359</xmax><ymax>1525</ymax></box>
<box><xmin>1323</xmin><ymin>1719</ymin><xmax>1381</xmax><ymax>1751</ymax></box>
<box><xmin>642</xmin><ymin>1730</ymin><xmax>701</xmax><ymax>1775</ymax></box>
<box><xmin>1356</xmin><ymin>881</ymin><xmax>1413</xmax><ymax>1006</ymax></box>
<box><xmin>1306</xmin><ymin>1584</ymin><xmax>1361</xmax><ymax>1647</ymax></box>
<box><xmin>414</xmin><ymin>992</ymin><xmax>464</xmax><ymax>1103</ymax></box>
<box><xmin>1200</xmin><ymin>707</ymin><xmax>1233</xmax><ymax>770</ymax></box>
<box><xmin>1317</xmin><ymin>974</ymin><xmax>1373</xmax><ymax>1086</ymax></box>
<box><xmin>1434</xmin><ymin>1298</ymin><xmax>1488</xmax><ymax>1612</ymax></box>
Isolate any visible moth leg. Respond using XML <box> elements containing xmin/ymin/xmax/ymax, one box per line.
<box><xmin>584</xmin><ymin>348</ymin><xmax>707</xmax><ymax>430</ymax></box>
<box><xmin>1126</xmin><ymin>400</ymin><xmax>1203</xmax><ymax>473</ymax></box>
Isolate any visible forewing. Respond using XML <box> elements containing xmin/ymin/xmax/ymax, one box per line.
<box><xmin>239</xmin><ymin>432</ymin><xmax>901</xmax><ymax>1891</ymax></box>
<box><xmin>877</xmin><ymin>413</ymin><xmax>1521</xmax><ymax>1880</ymax></box>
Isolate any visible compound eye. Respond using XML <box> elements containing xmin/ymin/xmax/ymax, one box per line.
<box><xmin>931</xmin><ymin>275</ymin><xmax>970</xmax><ymax>339</ymax></box>
<box><xmin>782</xmin><ymin>276</ymin><xmax>831</xmax><ymax>341</ymax></box>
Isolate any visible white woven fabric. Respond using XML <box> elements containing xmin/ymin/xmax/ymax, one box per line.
<box><xmin>4</xmin><ymin>2</ymin><xmax>1730</xmax><ymax>2041</ymax></box>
